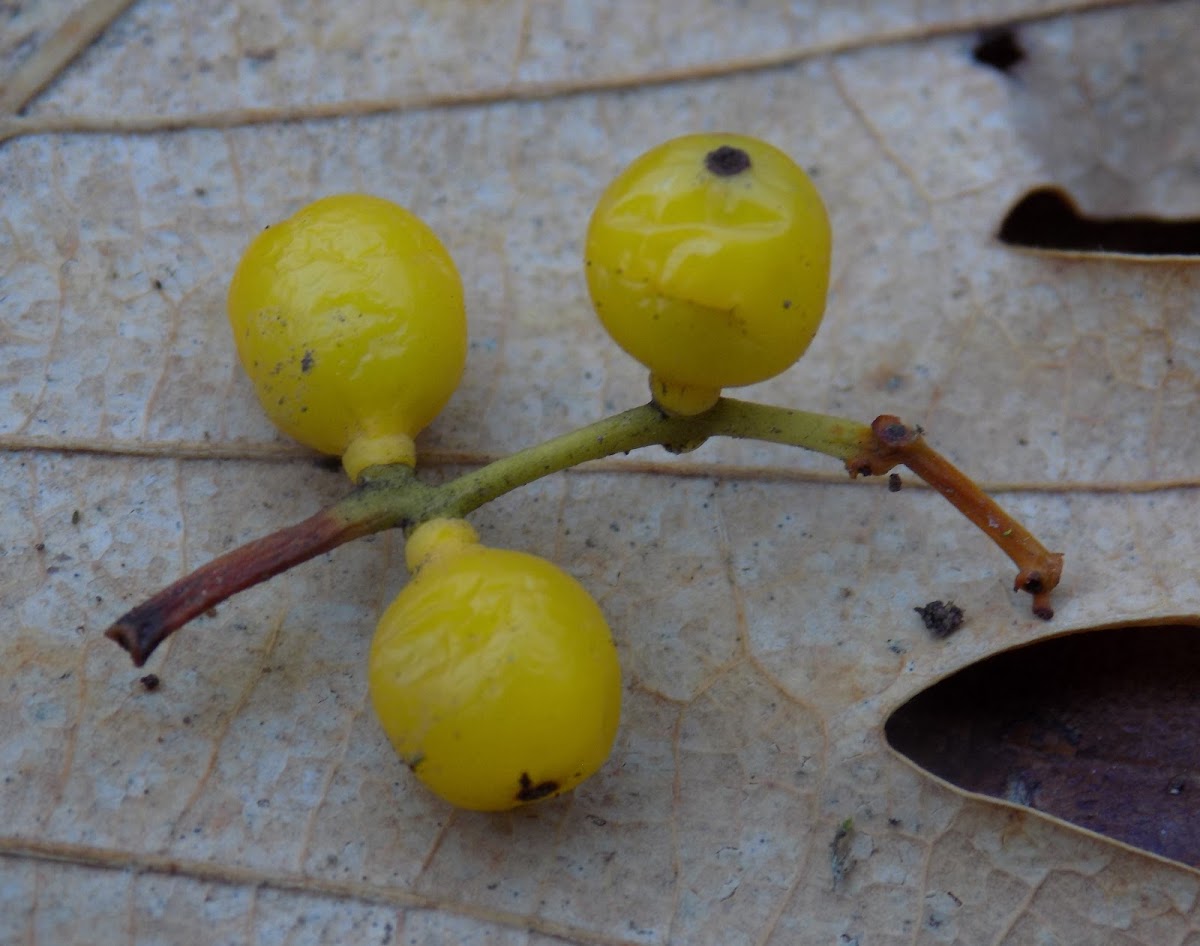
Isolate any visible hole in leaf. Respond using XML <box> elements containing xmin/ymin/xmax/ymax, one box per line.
<box><xmin>885</xmin><ymin>622</ymin><xmax>1200</xmax><ymax>866</ymax></box>
<box><xmin>998</xmin><ymin>187</ymin><xmax>1200</xmax><ymax>257</ymax></box>
<box><xmin>972</xmin><ymin>27</ymin><xmax>1025</xmax><ymax>74</ymax></box>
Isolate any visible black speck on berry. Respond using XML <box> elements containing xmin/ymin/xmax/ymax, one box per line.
<box><xmin>516</xmin><ymin>772</ymin><xmax>559</xmax><ymax>802</ymax></box>
<box><xmin>705</xmin><ymin>145</ymin><xmax>752</xmax><ymax>177</ymax></box>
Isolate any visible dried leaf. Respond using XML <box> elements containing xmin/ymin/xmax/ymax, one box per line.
<box><xmin>4</xmin><ymin>1</ymin><xmax>1200</xmax><ymax>943</ymax></box>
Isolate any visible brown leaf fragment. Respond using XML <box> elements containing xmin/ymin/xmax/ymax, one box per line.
<box><xmin>998</xmin><ymin>187</ymin><xmax>1200</xmax><ymax>257</ymax></box>
<box><xmin>886</xmin><ymin>623</ymin><xmax>1200</xmax><ymax>867</ymax></box>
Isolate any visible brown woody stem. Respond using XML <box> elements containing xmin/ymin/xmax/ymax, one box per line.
<box><xmin>104</xmin><ymin>466</ymin><xmax>426</xmax><ymax>666</ymax></box>
<box><xmin>849</xmin><ymin>416</ymin><xmax>1064</xmax><ymax>619</ymax></box>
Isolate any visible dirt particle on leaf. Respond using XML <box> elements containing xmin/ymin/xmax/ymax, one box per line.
<box><xmin>914</xmin><ymin>600</ymin><xmax>964</xmax><ymax>638</ymax></box>
<box><xmin>973</xmin><ymin>27</ymin><xmax>1025</xmax><ymax>73</ymax></box>
<box><xmin>829</xmin><ymin>817</ymin><xmax>857</xmax><ymax>890</ymax></box>
<box><xmin>71</xmin><ymin>509</ymin><xmax>80</xmax><ymax>525</ymax></box>
<box><xmin>300</xmin><ymin>350</ymin><xmax>315</xmax><ymax>373</ymax></box>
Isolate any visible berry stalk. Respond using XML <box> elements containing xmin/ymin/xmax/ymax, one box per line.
<box><xmin>104</xmin><ymin>400</ymin><xmax>1063</xmax><ymax>665</ymax></box>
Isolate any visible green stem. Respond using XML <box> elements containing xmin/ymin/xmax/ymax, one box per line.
<box><xmin>429</xmin><ymin>399</ymin><xmax>872</xmax><ymax>518</ymax></box>
<box><xmin>105</xmin><ymin>399</ymin><xmax>1060</xmax><ymax>666</ymax></box>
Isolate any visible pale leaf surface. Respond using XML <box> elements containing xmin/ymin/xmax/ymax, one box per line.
<box><xmin>3</xmin><ymin>2</ymin><xmax>1199</xmax><ymax>944</ymax></box>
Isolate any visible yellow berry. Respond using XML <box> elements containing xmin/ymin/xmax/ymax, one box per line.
<box><xmin>227</xmin><ymin>194</ymin><xmax>467</xmax><ymax>480</ymax></box>
<box><xmin>369</xmin><ymin>519</ymin><xmax>622</xmax><ymax>811</ymax></box>
<box><xmin>585</xmin><ymin>134</ymin><xmax>831</xmax><ymax>415</ymax></box>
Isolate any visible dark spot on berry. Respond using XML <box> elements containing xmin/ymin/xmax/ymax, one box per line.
<box><xmin>404</xmin><ymin>753</ymin><xmax>425</xmax><ymax>773</ymax></box>
<box><xmin>300</xmin><ymin>350</ymin><xmax>315</xmax><ymax>373</ymax></box>
<box><xmin>71</xmin><ymin>509</ymin><xmax>80</xmax><ymax>525</ymax></box>
<box><xmin>140</xmin><ymin>674</ymin><xmax>160</xmax><ymax>692</ymax></box>
<box><xmin>516</xmin><ymin>772</ymin><xmax>559</xmax><ymax>802</ymax></box>
<box><xmin>153</xmin><ymin>278</ymin><xmax>164</xmax><ymax>291</ymax></box>
<box><xmin>888</xmin><ymin>473</ymin><xmax>902</xmax><ymax>492</ymax></box>
<box><xmin>972</xmin><ymin>27</ymin><xmax>1025</xmax><ymax>74</ymax></box>
<box><xmin>914</xmin><ymin>600</ymin><xmax>964</xmax><ymax>639</ymax></box>
<box><xmin>705</xmin><ymin>145</ymin><xmax>751</xmax><ymax>177</ymax></box>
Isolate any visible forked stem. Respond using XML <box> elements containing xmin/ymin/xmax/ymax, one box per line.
<box><xmin>105</xmin><ymin>400</ymin><xmax>1063</xmax><ymax>665</ymax></box>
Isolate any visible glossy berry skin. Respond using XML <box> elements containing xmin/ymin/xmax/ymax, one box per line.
<box><xmin>585</xmin><ymin>134</ymin><xmax>831</xmax><ymax>415</ymax></box>
<box><xmin>227</xmin><ymin>194</ymin><xmax>467</xmax><ymax>480</ymax></box>
<box><xmin>368</xmin><ymin>519</ymin><xmax>622</xmax><ymax>811</ymax></box>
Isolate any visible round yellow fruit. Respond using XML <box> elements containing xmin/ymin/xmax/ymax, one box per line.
<box><xmin>368</xmin><ymin>519</ymin><xmax>622</xmax><ymax>811</ymax></box>
<box><xmin>227</xmin><ymin>194</ymin><xmax>467</xmax><ymax>480</ymax></box>
<box><xmin>585</xmin><ymin>133</ymin><xmax>831</xmax><ymax>414</ymax></box>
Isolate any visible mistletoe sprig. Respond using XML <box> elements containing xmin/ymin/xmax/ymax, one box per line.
<box><xmin>105</xmin><ymin>135</ymin><xmax>1062</xmax><ymax>812</ymax></box>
